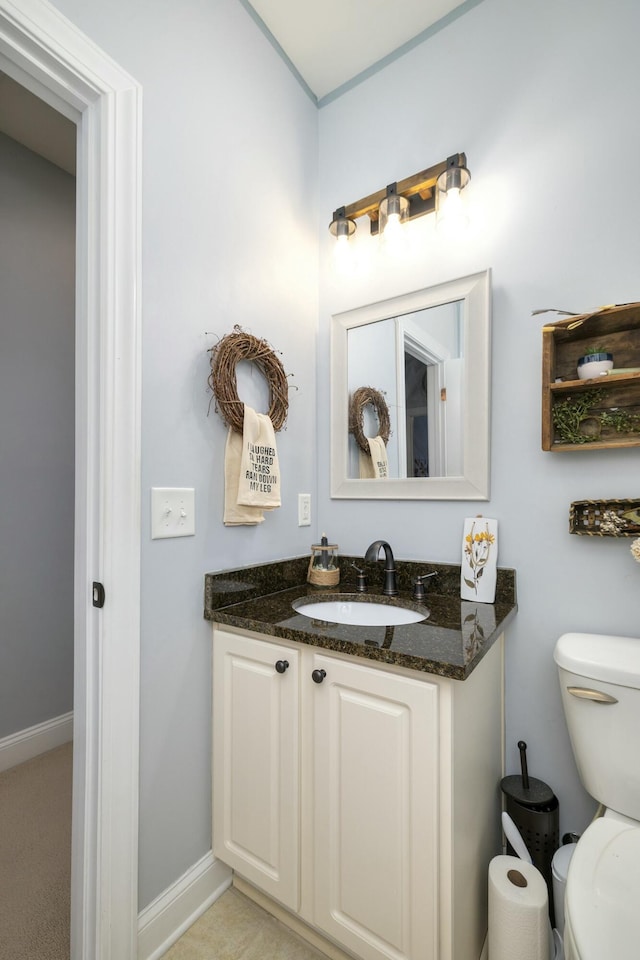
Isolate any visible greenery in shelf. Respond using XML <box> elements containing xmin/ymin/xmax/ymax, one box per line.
<box><xmin>553</xmin><ymin>389</ymin><xmax>640</xmax><ymax>444</ymax></box>
<box><xmin>582</xmin><ymin>344</ymin><xmax>609</xmax><ymax>356</ymax></box>
<box><xmin>552</xmin><ymin>390</ymin><xmax>604</xmax><ymax>444</ymax></box>
<box><xmin>599</xmin><ymin>409</ymin><xmax>640</xmax><ymax>434</ymax></box>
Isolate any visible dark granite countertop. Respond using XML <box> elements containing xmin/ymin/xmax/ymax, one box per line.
<box><xmin>204</xmin><ymin>556</ymin><xmax>517</xmax><ymax>681</ymax></box>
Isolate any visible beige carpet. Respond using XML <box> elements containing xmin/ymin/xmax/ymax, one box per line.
<box><xmin>165</xmin><ymin>887</ymin><xmax>329</xmax><ymax>960</ymax></box>
<box><xmin>0</xmin><ymin>742</ymin><xmax>72</xmax><ymax>959</ymax></box>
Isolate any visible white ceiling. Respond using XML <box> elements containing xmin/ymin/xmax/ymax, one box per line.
<box><xmin>244</xmin><ymin>0</ymin><xmax>471</xmax><ymax>101</ymax></box>
<box><xmin>0</xmin><ymin>0</ymin><xmax>471</xmax><ymax>170</ymax></box>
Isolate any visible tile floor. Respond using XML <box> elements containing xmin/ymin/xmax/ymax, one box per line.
<box><xmin>163</xmin><ymin>887</ymin><xmax>329</xmax><ymax>960</ymax></box>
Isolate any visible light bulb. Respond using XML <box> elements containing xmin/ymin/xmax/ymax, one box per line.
<box><xmin>437</xmin><ymin>188</ymin><xmax>468</xmax><ymax>235</ymax></box>
<box><xmin>333</xmin><ymin>232</ymin><xmax>352</xmax><ymax>271</ymax></box>
<box><xmin>444</xmin><ymin>186</ymin><xmax>461</xmax><ymax>209</ymax></box>
<box><xmin>379</xmin><ymin>193</ymin><xmax>409</xmax><ymax>252</ymax></box>
<box><xmin>383</xmin><ymin>212</ymin><xmax>403</xmax><ymax>243</ymax></box>
<box><xmin>436</xmin><ymin>164</ymin><xmax>470</xmax><ymax>235</ymax></box>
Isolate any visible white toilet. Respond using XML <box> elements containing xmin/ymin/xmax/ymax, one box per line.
<box><xmin>554</xmin><ymin>632</ymin><xmax>640</xmax><ymax>960</ymax></box>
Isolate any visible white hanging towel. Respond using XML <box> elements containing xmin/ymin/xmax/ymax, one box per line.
<box><xmin>358</xmin><ymin>436</ymin><xmax>388</xmax><ymax>479</ymax></box>
<box><xmin>237</xmin><ymin>405</ymin><xmax>281</xmax><ymax>509</ymax></box>
<box><xmin>368</xmin><ymin>436</ymin><xmax>389</xmax><ymax>478</ymax></box>
<box><xmin>359</xmin><ymin>449</ymin><xmax>375</xmax><ymax>478</ymax></box>
<box><xmin>223</xmin><ymin>427</ymin><xmax>265</xmax><ymax>525</ymax></box>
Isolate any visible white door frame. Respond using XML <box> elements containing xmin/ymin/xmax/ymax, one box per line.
<box><xmin>395</xmin><ymin>321</ymin><xmax>447</xmax><ymax>479</ymax></box>
<box><xmin>0</xmin><ymin>2</ymin><xmax>141</xmax><ymax>958</ymax></box>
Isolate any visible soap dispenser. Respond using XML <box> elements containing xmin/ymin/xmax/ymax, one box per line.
<box><xmin>307</xmin><ymin>534</ymin><xmax>340</xmax><ymax>587</ymax></box>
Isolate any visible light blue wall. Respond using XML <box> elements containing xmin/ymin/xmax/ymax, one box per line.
<box><xmin>46</xmin><ymin>0</ymin><xmax>640</xmax><ymax>913</ymax></box>
<box><xmin>0</xmin><ymin>132</ymin><xmax>75</xmax><ymax>739</ymax></box>
<box><xmin>317</xmin><ymin>0</ymin><xmax>640</xmax><ymax>837</ymax></box>
<box><xmin>51</xmin><ymin>0</ymin><xmax>319</xmax><ymax>908</ymax></box>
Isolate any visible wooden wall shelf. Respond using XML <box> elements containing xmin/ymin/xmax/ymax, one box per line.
<box><xmin>542</xmin><ymin>302</ymin><xmax>640</xmax><ymax>451</ymax></box>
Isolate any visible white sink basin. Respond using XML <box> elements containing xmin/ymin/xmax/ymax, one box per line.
<box><xmin>293</xmin><ymin>599</ymin><xmax>426</xmax><ymax>627</ymax></box>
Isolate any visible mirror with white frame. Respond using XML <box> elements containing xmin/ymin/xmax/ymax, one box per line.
<box><xmin>330</xmin><ymin>270</ymin><xmax>491</xmax><ymax>500</ymax></box>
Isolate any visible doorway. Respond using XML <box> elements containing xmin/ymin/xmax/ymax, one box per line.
<box><xmin>0</xmin><ymin>90</ymin><xmax>76</xmax><ymax>954</ymax></box>
<box><xmin>0</xmin><ymin>2</ymin><xmax>142</xmax><ymax>957</ymax></box>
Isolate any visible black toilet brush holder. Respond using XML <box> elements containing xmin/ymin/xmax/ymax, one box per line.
<box><xmin>501</xmin><ymin>741</ymin><xmax>559</xmax><ymax>927</ymax></box>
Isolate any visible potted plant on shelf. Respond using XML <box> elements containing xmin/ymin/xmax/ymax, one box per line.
<box><xmin>577</xmin><ymin>345</ymin><xmax>614</xmax><ymax>380</ymax></box>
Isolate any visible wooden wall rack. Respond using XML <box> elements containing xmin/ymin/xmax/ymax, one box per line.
<box><xmin>542</xmin><ymin>302</ymin><xmax>640</xmax><ymax>451</ymax></box>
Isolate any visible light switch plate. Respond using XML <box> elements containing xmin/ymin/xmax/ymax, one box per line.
<box><xmin>298</xmin><ymin>493</ymin><xmax>311</xmax><ymax>527</ymax></box>
<box><xmin>151</xmin><ymin>488</ymin><xmax>195</xmax><ymax>539</ymax></box>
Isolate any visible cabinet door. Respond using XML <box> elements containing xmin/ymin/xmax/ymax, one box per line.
<box><xmin>212</xmin><ymin>629</ymin><xmax>299</xmax><ymax>910</ymax></box>
<box><xmin>309</xmin><ymin>654</ymin><xmax>440</xmax><ymax>960</ymax></box>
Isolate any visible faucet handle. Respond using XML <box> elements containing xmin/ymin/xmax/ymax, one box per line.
<box><xmin>351</xmin><ymin>563</ymin><xmax>368</xmax><ymax>593</ymax></box>
<box><xmin>412</xmin><ymin>571</ymin><xmax>437</xmax><ymax>602</ymax></box>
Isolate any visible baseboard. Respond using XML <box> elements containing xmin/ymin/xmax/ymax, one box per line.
<box><xmin>137</xmin><ymin>852</ymin><xmax>232</xmax><ymax>960</ymax></box>
<box><xmin>0</xmin><ymin>711</ymin><xmax>73</xmax><ymax>773</ymax></box>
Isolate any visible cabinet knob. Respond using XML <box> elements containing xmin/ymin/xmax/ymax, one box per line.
<box><xmin>311</xmin><ymin>668</ymin><xmax>327</xmax><ymax>684</ymax></box>
<box><xmin>275</xmin><ymin>660</ymin><xmax>289</xmax><ymax>674</ymax></box>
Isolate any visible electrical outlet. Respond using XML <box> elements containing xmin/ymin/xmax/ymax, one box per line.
<box><xmin>298</xmin><ymin>493</ymin><xmax>311</xmax><ymax>527</ymax></box>
<box><xmin>151</xmin><ymin>488</ymin><xmax>195</xmax><ymax>539</ymax></box>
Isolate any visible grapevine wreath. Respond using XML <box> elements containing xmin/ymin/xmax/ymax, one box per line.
<box><xmin>348</xmin><ymin>386</ymin><xmax>391</xmax><ymax>453</ymax></box>
<box><xmin>208</xmin><ymin>325</ymin><xmax>290</xmax><ymax>433</ymax></box>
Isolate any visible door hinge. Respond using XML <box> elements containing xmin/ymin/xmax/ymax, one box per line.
<box><xmin>92</xmin><ymin>581</ymin><xmax>105</xmax><ymax>608</ymax></box>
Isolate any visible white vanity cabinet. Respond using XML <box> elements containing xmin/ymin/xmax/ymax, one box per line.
<box><xmin>306</xmin><ymin>650</ymin><xmax>439</xmax><ymax>960</ymax></box>
<box><xmin>212</xmin><ymin>625</ymin><xmax>503</xmax><ymax>960</ymax></box>
<box><xmin>212</xmin><ymin>631</ymin><xmax>301</xmax><ymax>909</ymax></box>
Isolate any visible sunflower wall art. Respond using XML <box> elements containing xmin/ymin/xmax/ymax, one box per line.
<box><xmin>461</xmin><ymin>517</ymin><xmax>498</xmax><ymax>603</ymax></box>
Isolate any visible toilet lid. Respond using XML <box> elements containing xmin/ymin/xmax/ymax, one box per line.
<box><xmin>565</xmin><ymin>817</ymin><xmax>640</xmax><ymax>960</ymax></box>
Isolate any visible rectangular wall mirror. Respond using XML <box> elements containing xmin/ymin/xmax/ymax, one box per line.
<box><xmin>330</xmin><ymin>270</ymin><xmax>491</xmax><ymax>500</ymax></box>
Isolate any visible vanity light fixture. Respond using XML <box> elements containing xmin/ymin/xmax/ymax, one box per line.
<box><xmin>328</xmin><ymin>152</ymin><xmax>470</xmax><ymax>242</ymax></box>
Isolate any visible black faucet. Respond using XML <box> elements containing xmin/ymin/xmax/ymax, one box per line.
<box><xmin>364</xmin><ymin>540</ymin><xmax>398</xmax><ymax>596</ymax></box>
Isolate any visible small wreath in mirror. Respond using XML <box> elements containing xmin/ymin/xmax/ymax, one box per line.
<box><xmin>349</xmin><ymin>386</ymin><xmax>391</xmax><ymax>453</ymax></box>
<box><xmin>208</xmin><ymin>325</ymin><xmax>289</xmax><ymax>433</ymax></box>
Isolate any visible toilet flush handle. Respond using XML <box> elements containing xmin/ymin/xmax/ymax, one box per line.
<box><xmin>567</xmin><ymin>686</ymin><xmax>618</xmax><ymax>704</ymax></box>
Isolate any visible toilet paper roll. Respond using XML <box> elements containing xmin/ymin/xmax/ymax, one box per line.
<box><xmin>488</xmin><ymin>855</ymin><xmax>550</xmax><ymax>960</ymax></box>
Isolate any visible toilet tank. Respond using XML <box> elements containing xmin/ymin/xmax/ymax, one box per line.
<box><xmin>554</xmin><ymin>632</ymin><xmax>640</xmax><ymax>821</ymax></box>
